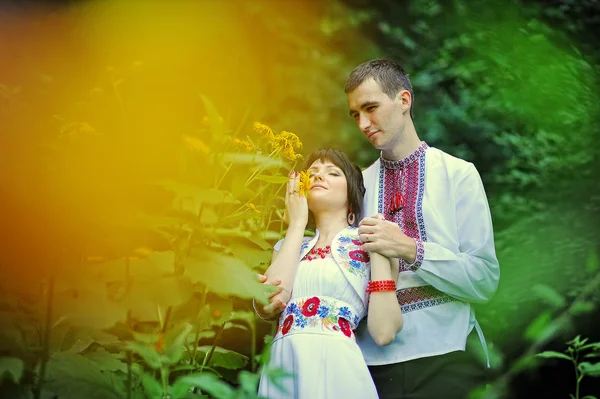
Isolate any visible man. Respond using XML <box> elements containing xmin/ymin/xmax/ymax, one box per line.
<box><xmin>347</xmin><ymin>59</ymin><xmax>499</xmax><ymax>398</ymax></box>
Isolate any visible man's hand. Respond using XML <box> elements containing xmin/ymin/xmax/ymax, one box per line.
<box><xmin>358</xmin><ymin>214</ymin><xmax>416</xmax><ymax>263</ymax></box>
<box><xmin>256</xmin><ymin>274</ymin><xmax>290</xmax><ymax>318</ymax></box>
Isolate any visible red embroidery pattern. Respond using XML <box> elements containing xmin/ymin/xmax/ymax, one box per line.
<box><xmin>396</xmin><ymin>286</ymin><xmax>456</xmax><ymax>313</ymax></box>
<box><xmin>379</xmin><ymin>142</ymin><xmax>457</xmax><ymax>311</ymax></box>
<box><xmin>380</xmin><ymin>142</ymin><xmax>428</xmax><ymax>272</ymax></box>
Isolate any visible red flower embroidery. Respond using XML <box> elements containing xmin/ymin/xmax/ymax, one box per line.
<box><xmin>302</xmin><ymin>297</ymin><xmax>321</xmax><ymax>317</ymax></box>
<box><xmin>352</xmin><ymin>239</ymin><xmax>362</xmax><ymax>246</ymax></box>
<box><xmin>338</xmin><ymin>318</ymin><xmax>352</xmax><ymax>337</ymax></box>
<box><xmin>282</xmin><ymin>315</ymin><xmax>294</xmax><ymax>335</ymax></box>
<box><xmin>349</xmin><ymin>250</ymin><xmax>370</xmax><ymax>263</ymax></box>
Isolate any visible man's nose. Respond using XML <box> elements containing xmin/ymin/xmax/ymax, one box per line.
<box><xmin>358</xmin><ymin>114</ymin><xmax>371</xmax><ymax>132</ymax></box>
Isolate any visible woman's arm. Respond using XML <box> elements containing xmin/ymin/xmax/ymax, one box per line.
<box><xmin>263</xmin><ymin>172</ymin><xmax>308</xmax><ymax>293</ymax></box>
<box><xmin>253</xmin><ymin>251</ymin><xmax>289</xmax><ymax>320</ymax></box>
<box><xmin>253</xmin><ymin>172</ymin><xmax>307</xmax><ymax>321</ymax></box>
<box><xmin>367</xmin><ymin>252</ymin><xmax>403</xmax><ymax>346</ymax></box>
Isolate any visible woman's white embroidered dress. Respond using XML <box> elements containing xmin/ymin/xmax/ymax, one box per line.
<box><xmin>258</xmin><ymin>227</ymin><xmax>378</xmax><ymax>399</ymax></box>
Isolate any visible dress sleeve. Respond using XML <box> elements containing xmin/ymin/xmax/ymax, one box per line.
<box><xmin>409</xmin><ymin>163</ymin><xmax>500</xmax><ymax>303</ymax></box>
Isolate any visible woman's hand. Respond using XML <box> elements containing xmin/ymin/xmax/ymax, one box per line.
<box><xmin>285</xmin><ymin>171</ymin><xmax>309</xmax><ymax>229</ymax></box>
<box><xmin>253</xmin><ymin>274</ymin><xmax>290</xmax><ymax>320</ymax></box>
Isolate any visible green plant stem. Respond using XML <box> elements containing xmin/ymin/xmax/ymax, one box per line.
<box><xmin>33</xmin><ymin>276</ymin><xmax>54</xmax><ymax>399</ymax></box>
<box><xmin>126</xmin><ymin>310</ymin><xmax>133</xmax><ymax>399</ymax></box>
<box><xmin>160</xmin><ymin>367</ymin><xmax>169</xmax><ymax>398</ymax></box>
<box><xmin>201</xmin><ymin>322</ymin><xmax>226</xmax><ymax>371</ymax></box>
<box><xmin>216</xmin><ymin>161</ymin><xmax>234</xmax><ymax>190</ymax></box>
<box><xmin>229</xmin><ymin>184</ymin><xmax>271</xmax><ymax>217</ymax></box>
<box><xmin>250</xmin><ymin>313</ymin><xmax>257</xmax><ymax>372</ymax></box>
<box><xmin>245</xmin><ymin>149</ymin><xmax>278</xmax><ymax>186</ymax></box>
<box><xmin>573</xmin><ymin>349</ymin><xmax>581</xmax><ymax>399</ymax></box>
<box><xmin>190</xmin><ymin>286</ymin><xmax>208</xmax><ymax>367</ymax></box>
<box><xmin>161</xmin><ymin>306</ymin><xmax>172</xmax><ymax>333</ymax></box>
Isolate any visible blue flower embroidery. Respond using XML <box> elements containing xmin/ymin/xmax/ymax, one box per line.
<box><xmin>353</xmin><ymin>315</ymin><xmax>360</xmax><ymax>326</ymax></box>
<box><xmin>349</xmin><ymin>260</ymin><xmax>362</xmax><ymax>270</ymax></box>
<box><xmin>339</xmin><ymin>306</ymin><xmax>351</xmax><ymax>319</ymax></box>
<box><xmin>288</xmin><ymin>303</ymin><xmax>300</xmax><ymax>316</ymax></box>
<box><xmin>338</xmin><ymin>236</ymin><xmax>352</xmax><ymax>243</ymax></box>
<box><xmin>317</xmin><ymin>305</ymin><xmax>330</xmax><ymax>318</ymax></box>
<box><xmin>294</xmin><ymin>315</ymin><xmax>308</xmax><ymax>328</ymax></box>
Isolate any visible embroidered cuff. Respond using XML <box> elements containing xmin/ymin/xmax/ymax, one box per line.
<box><xmin>252</xmin><ymin>298</ymin><xmax>279</xmax><ymax>322</ymax></box>
<box><xmin>406</xmin><ymin>237</ymin><xmax>424</xmax><ymax>271</ymax></box>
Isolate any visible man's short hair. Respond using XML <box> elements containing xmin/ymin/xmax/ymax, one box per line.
<box><xmin>345</xmin><ymin>59</ymin><xmax>414</xmax><ymax>118</ymax></box>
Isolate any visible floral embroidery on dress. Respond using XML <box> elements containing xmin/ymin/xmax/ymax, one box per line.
<box><xmin>282</xmin><ymin>315</ymin><xmax>294</xmax><ymax>335</ymax></box>
<box><xmin>275</xmin><ymin>296</ymin><xmax>359</xmax><ymax>340</ymax></box>
<box><xmin>302</xmin><ymin>297</ymin><xmax>320</xmax><ymax>317</ymax></box>
<box><xmin>334</xmin><ymin>233</ymin><xmax>370</xmax><ymax>278</ymax></box>
<box><xmin>338</xmin><ymin>318</ymin><xmax>352</xmax><ymax>338</ymax></box>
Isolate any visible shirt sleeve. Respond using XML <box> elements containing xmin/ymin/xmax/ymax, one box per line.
<box><xmin>409</xmin><ymin>163</ymin><xmax>500</xmax><ymax>303</ymax></box>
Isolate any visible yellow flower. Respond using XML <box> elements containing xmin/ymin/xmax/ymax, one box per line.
<box><xmin>253</xmin><ymin>122</ymin><xmax>275</xmax><ymax>141</ymax></box>
<box><xmin>298</xmin><ymin>170</ymin><xmax>311</xmax><ymax>196</ymax></box>
<box><xmin>280</xmin><ymin>131</ymin><xmax>303</xmax><ymax>150</ymax></box>
<box><xmin>272</xmin><ymin>130</ymin><xmax>303</xmax><ymax>161</ymax></box>
<box><xmin>233</xmin><ymin>138</ymin><xmax>256</xmax><ymax>152</ymax></box>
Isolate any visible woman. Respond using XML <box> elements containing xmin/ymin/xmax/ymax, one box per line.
<box><xmin>256</xmin><ymin>149</ymin><xmax>403</xmax><ymax>399</ymax></box>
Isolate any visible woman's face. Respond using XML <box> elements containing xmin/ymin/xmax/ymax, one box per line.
<box><xmin>306</xmin><ymin>158</ymin><xmax>348</xmax><ymax>211</ymax></box>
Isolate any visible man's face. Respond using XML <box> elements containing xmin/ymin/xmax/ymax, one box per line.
<box><xmin>347</xmin><ymin>78</ymin><xmax>409</xmax><ymax>153</ymax></box>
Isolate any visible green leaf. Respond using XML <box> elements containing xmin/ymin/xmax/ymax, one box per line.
<box><xmin>524</xmin><ymin>311</ymin><xmax>552</xmax><ymax>342</ymax></box>
<box><xmin>132</xmin><ymin>365</ymin><xmax>162</xmax><ymax>399</ymax></box>
<box><xmin>164</xmin><ymin>322</ymin><xmax>194</xmax><ymax>364</ymax></box>
<box><xmin>184</xmin><ymin>250</ymin><xmax>273</xmax><ymax>300</ymax></box>
<box><xmin>255</xmin><ymin>175</ymin><xmax>290</xmax><ymax>184</ymax></box>
<box><xmin>0</xmin><ymin>357</ymin><xmax>24</xmax><ymax>383</ymax></box>
<box><xmin>570</xmin><ymin>301</ymin><xmax>595</xmax><ymax>316</ymax></box>
<box><xmin>84</xmin><ymin>348</ymin><xmax>127</xmax><ymax>373</ymax></box>
<box><xmin>536</xmin><ymin>351</ymin><xmax>571</xmax><ymax>361</ymax></box>
<box><xmin>238</xmin><ymin>370</ymin><xmax>260</xmax><ymax>393</ymax></box>
<box><xmin>52</xmin><ymin>287</ymin><xmax>126</xmax><ymax>330</ymax></box>
<box><xmin>531</xmin><ymin>284</ymin><xmax>566</xmax><ymax>309</ymax></box>
<box><xmin>124</xmin><ymin>341</ymin><xmax>162</xmax><ymax>369</ymax></box>
<box><xmin>172</xmin><ymin>372</ymin><xmax>234</xmax><ymax>399</ymax></box>
<box><xmin>224</xmin><ymin>322</ymin><xmax>249</xmax><ymax>332</ymax></box>
<box><xmin>209</xmin><ymin>296</ymin><xmax>234</xmax><ymax>326</ymax></box>
<box><xmin>579</xmin><ymin>362</ymin><xmax>600</xmax><ymax>377</ymax></box>
<box><xmin>586</xmin><ymin>250</ymin><xmax>599</xmax><ymax>273</ymax></box>
<box><xmin>190</xmin><ymin>346</ymin><xmax>248</xmax><ymax>370</ymax></box>
<box><xmin>44</xmin><ymin>353</ymin><xmax>125</xmax><ymax>399</ymax></box>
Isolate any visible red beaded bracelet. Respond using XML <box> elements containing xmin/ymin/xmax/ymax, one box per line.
<box><xmin>366</xmin><ymin>280</ymin><xmax>396</xmax><ymax>293</ymax></box>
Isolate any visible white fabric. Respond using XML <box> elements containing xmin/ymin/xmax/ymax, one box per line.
<box><xmin>258</xmin><ymin>256</ymin><xmax>378</xmax><ymax>398</ymax></box>
<box><xmin>357</xmin><ymin>146</ymin><xmax>500</xmax><ymax>366</ymax></box>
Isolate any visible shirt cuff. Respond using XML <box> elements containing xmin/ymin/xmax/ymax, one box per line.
<box><xmin>252</xmin><ymin>298</ymin><xmax>279</xmax><ymax>322</ymax></box>
<box><xmin>406</xmin><ymin>237</ymin><xmax>424</xmax><ymax>271</ymax></box>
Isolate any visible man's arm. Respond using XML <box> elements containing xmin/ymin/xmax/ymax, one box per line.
<box><xmin>410</xmin><ymin>163</ymin><xmax>499</xmax><ymax>303</ymax></box>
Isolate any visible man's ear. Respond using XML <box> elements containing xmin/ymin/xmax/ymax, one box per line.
<box><xmin>397</xmin><ymin>89</ymin><xmax>412</xmax><ymax>112</ymax></box>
